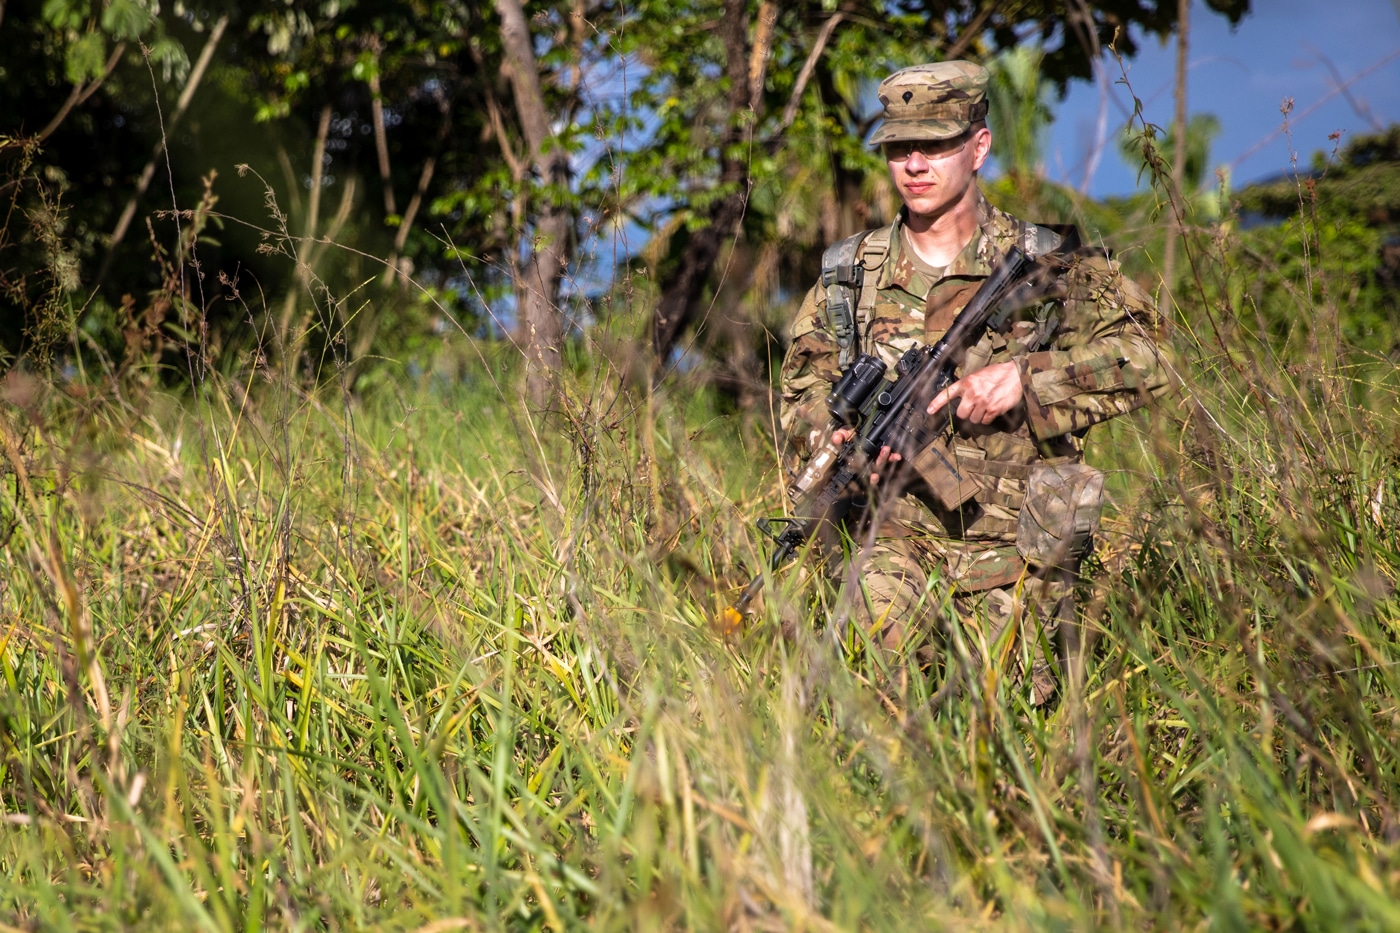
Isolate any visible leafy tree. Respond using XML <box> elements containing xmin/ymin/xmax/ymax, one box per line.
<box><xmin>0</xmin><ymin>0</ymin><xmax>189</xmax><ymax>365</ymax></box>
<box><xmin>3</xmin><ymin>0</ymin><xmax>523</xmax><ymax>378</ymax></box>
<box><xmin>242</xmin><ymin>0</ymin><xmax>624</xmax><ymax>399</ymax></box>
<box><xmin>1185</xmin><ymin>126</ymin><xmax>1400</xmax><ymax>370</ymax></box>
<box><xmin>986</xmin><ymin>46</ymin><xmax>1051</xmax><ymax>185</ymax></box>
<box><xmin>617</xmin><ymin>0</ymin><xmax>1250</xmax><ymax>385</ymax></box>
<box><xmin>222</xmin><ymin>0</ymin><xmax>502</xmax><ymax>373</ymax></box>
<box><xmin>2</xmin><ymin>0</ymin><xmax>1256</xmax><ymax>392</ymax></box>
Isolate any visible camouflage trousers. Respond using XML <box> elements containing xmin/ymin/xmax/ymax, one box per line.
<box><xmin>834</xmin><ymin>527</ymin><xmax>1075</xmax><ymax>705</ymax></box>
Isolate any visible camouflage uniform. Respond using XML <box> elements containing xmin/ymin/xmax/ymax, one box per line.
<box><xmin>779</xmin><ymin>194</ymin><xmax>1174</xmax><ymax>699</ymax></box>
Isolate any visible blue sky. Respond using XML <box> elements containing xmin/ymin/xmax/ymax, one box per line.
<box><xmin>1043</xmin><ymin>0</ymin><xmax>1400</xmax><ymax>197</ymax></box>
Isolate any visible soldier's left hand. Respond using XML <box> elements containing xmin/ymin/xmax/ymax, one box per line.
<box><xmin>927</xmin><ymin>361</ymin><xmax>1023</xmax><ymax>424</ymax></box>
<box><xmin>830</xmin><ymin>426</ymin><xmax>901</xmax><ymax>487</ymax></box>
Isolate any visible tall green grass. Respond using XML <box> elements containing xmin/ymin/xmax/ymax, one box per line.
<box><xmin>3</xmin><ymin>302</ymin><xmax>1399</xmax><ymax>930</ymax></box>
<box><xmin>3</xmin><ymin>168</ymin><xmax>1400</xmax><ymax>928</ymax></box>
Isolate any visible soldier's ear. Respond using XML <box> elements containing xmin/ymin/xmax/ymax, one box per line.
<box><xmin>970</xmin><ymin>126</ymin><xmax>993</xmax><ymax>172</ymax></box>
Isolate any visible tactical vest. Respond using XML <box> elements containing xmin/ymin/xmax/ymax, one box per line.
<box><xmin>819</xmin><ymin>219</ymin><xmax>1067</xmax><ymax>368</ymax></box>
<box><xmin>818</xmin><ymin>217</ymin><xmax>1105</xmax><ymax>571</ymax></box>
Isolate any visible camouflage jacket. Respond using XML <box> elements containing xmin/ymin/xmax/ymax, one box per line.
<box><xmin>778</xmin><ymin>191</ymin><xmax>1175</xmax><ymax>590</ymax></box>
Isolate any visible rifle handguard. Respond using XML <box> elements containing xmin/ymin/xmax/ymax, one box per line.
<box><xmin>788</xmin><ymin>441</ymin><xmax>840</xmax><ymax>502</ymax></box>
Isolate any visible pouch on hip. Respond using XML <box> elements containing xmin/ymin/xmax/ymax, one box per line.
<box><xmin>1016</xmin><ymin>462</ymin><xmax>1104</xmax><ymax>567</ymax></box>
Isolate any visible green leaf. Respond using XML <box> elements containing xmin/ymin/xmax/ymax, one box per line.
<box><xmin>254</xmin><ymin>99</ymin><xmax>292</xmax><ymax>122</ymax></box>
<box><xmin>101</xmin><ymin>0</ymin><xmax>153</xmax><ymax>40</ymax></box>
<box><xmin>147</xmin><ymin>38</ymin><xmax>189</xmax><ymax>83</ymax></box>
<box><xmin>41</xmin><ymin>0</ymin><xmax>83</xmax><ymax>31</ymax></box>
<box><xmin>64</xmin><ymin>32</ymin><xmax>106</xmax><ymax>85</ymax></box>
<box><xmin>351</xmin><ymin>52</ymin><xmax>377</xmax><ymax>83</ymax></box>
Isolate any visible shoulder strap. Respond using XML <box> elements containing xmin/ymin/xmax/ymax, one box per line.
<box><xmin>820</xmin><ymin>227</ymin><xmax>892</xmax><ymax>368</ymax></box>
<box><xmin>854</xmin><ymin>230</ymin><xmax>892</xmax><ymax>357</ymax></box>
<box><xmin>821</xmin><ymin>231</ymin><xmax>868</xmax><ymax>369</ymax></box>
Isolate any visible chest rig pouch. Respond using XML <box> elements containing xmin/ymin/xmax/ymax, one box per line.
<box><xmin>818</xmin><ymin>219</ymin><xmax>1104</xmax><ymax>544</ymax></box>
<box><xmin>823</xmin><ymin>219</ymin><xmax>1070</xmax><ymax>368</ymax></box>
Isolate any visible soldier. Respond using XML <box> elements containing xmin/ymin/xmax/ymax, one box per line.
<box><xmin>778</xmin><ymin>61</ymin><xmax>1174</xmax><ymax>704</ymax></box>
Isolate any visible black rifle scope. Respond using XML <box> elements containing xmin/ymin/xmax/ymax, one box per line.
<box><xmin>825</xmin><ymin>353</ymin><xmax>887</xmax><ymax>426</ymax></box>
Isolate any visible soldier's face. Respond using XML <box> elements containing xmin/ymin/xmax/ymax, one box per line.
<box><xmin>885</xmin><ymin>126</ymin><xmax>991</xmax><ymax>225</ymax></box>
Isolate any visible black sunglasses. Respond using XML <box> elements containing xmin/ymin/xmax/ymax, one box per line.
<box><xmin>882</xmin><ymin>133</ymin><xmax>973</xmax><ymax>161</ymax></box>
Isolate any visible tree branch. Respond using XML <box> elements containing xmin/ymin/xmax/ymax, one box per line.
<box><xmin>1065</xmin><ymin>0</ymin><xmax>1108</xmax><ymax>198</ymax></box>
<box><xmin>651</xmin><ymin>0</ymin><xmax>752</xmax><ymax>371</ymax></box>
<box><xmin>778</xmin><ymin>12</ymin><xmax>844</xmax><ymax>133</ymax></box>
<box><xmin>496</xmin><ymin>0</ymin><xmax>567</xmax><ymax>182</ymax></box>
<box><xmin>719</xmin><ymin>0</ymin><xmax>749</xmax><ymax>119</ymax></box>
<box><xmin>494</xmin><ymin>0</ymin><xmax>571</xmax><ymax>403</ymax></box>
<box><xmin>97</xmin><ymin>15</ymin><xmax>228</xmax><ymax>283</ymax></box>
<box><xmin>468</xmin><ymin>38</ymin><xmax>526</xmax><ymax>181</ymax></box>
<box><xmin>485</xmin><ymin>86</ymin><xmax>526</xmax><ymax>180</ymax></box>
<box><xmin>1163</xmin><ymin>0</ymin><xmax>1189</xmax><ymax>315</ymax></box>
<box><xmin>568</xmin><ymin>0</ymin><xmax>587</xmax><ymax>114</ymax></box>
<box><xmin>387</xmin><ymin>93</ymin><xmax>454</xmax><ymax>283</ymax></box>
<box><xmin>38</xmin><ymin>42</ymin><xmax>126</xmax><ymax>143</ymax></box>
<box><xmin>368</xmin><ymin>43</ymin><xmax>397</xmax><ymax>216</ymax></box>
<box><xmin>748</xmin><ymin>1</ymin><xmax>778</xmax><ymax>113</ymax></box>
<box><xmin>945</xmin><ymin>3</ymin><xmax>997</xmax><ymax>61</ymax></box>
<box><xmin>1311</xmin><ymin>46</ymin><xmax>1385</xmax><ymax>131</ymax></box>
<box><xmin>306</xmin><ymin>104</ymin><xmax>334</xmax><ymax>240</ymax></box>
<box><xmin>275</xmin><ymin>102</ymin><xmax>333</xmax><ymax>353</ymax></box>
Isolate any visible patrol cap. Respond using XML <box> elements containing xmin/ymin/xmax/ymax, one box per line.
<box><xmin>869</xmin><ymin>61</ymin><xmax>990</xmax><ymax>146</ymax></box>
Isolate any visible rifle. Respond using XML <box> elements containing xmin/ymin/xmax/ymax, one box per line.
<box><xmin>721</xmin><ymin>235</ymin><xmax>1078</xmax><ymax>629</ymax></box>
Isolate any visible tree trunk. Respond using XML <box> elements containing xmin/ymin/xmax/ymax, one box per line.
<box><xmin>1163</xmin><ymin>0</ymin><xmax>1190</xmax><ymax>323</ymax></box>
<box><xmin>495</xmin><ymin>0</ymin><xmax>570</xmax><ymax>405</ymax></box>
<box><xmin>650</xmin><ymin>0</ymin><xmax>754</xmax><ymax>375</ymax></box>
